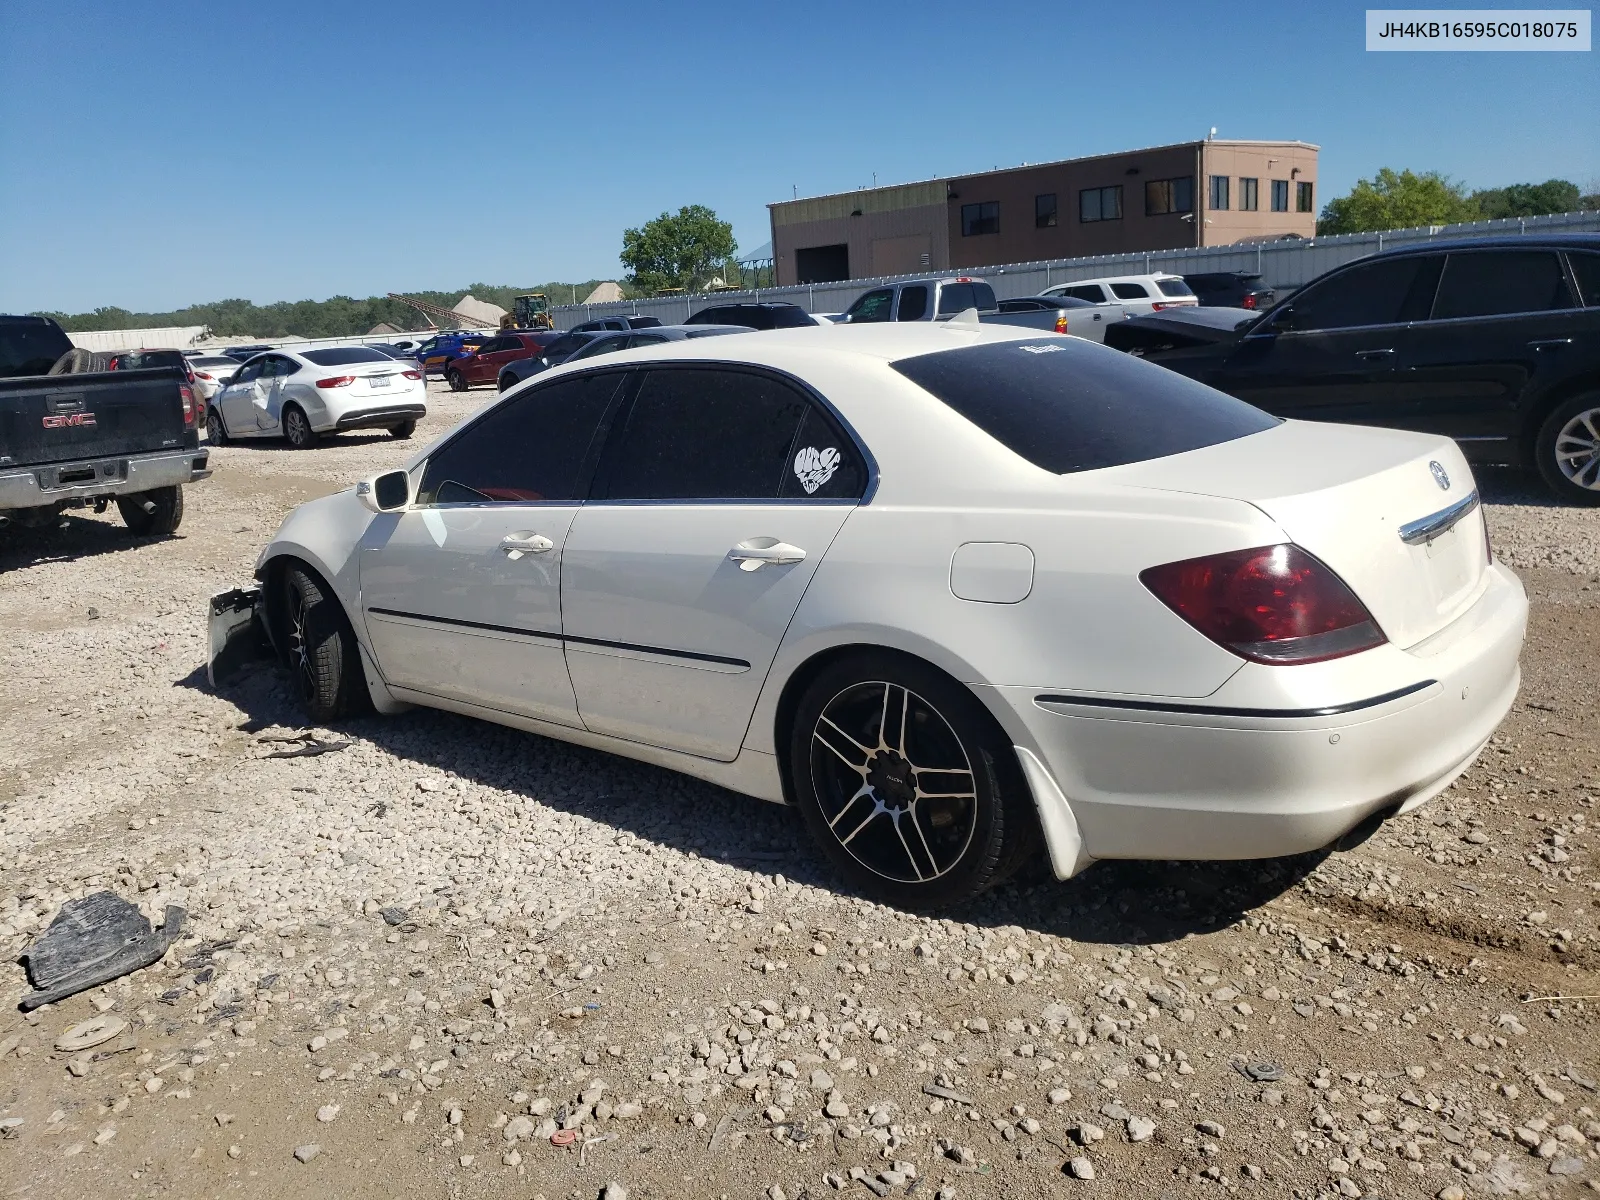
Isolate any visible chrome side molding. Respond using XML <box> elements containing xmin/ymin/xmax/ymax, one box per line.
<box><xmin>1398</xmin><ymin>490</ymin><xmax>1480</xmax><ymax>546</ymax></box>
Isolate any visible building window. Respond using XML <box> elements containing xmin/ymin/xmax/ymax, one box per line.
<box><xmin>1035</xmin><ymin>193</ymin><xmax>1058</xmax><ymax>228</ymax></box>
<box><xmin>1144</xmin><ymin>176</ymin><xmax>1195</xmax><ymax>216</ymax></box>
<box><xmin>1208</xmin><ymin>175</ymin><xmax>1230</xmax><ymax>211</ymax></box>
<box><xmin>1239</xmin><ymin>177</ymin><xmax>1259</xmax><ymax>211</ymax></box>
<box><xmin>1271</xmin><ymin>180</ymin><xmax>1289</xmax><ymax>212</ymax></box>
<box><xmin>961</xmin><ymin>201</ymin><xmax>999</xmax><ymax>237</ymax></box>
<box><xmin>1296</xmin><ymin>181</ymin><xmax>1314</xmax><ymax>213</ymax></box>
<box><xmin>1078</xmin><ymin>185</ymin><xmax>1122</xmax><ymax>223</ymax></box>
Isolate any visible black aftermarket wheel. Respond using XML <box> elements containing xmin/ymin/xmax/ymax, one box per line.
<box><xmin>281</xmin><ymin>565</ymin><xmax>370</xmax><ymax>722</ymax></box>
<box><xmin>788</xmin><ymin>652</ymin><xmax>1037</xmax><ymax>908</ymax></box>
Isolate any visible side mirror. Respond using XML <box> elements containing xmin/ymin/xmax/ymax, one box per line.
<box><xmin>357</xmin><ymin>469</ymin><xmax>411</xmax><ymax>513</ymax></box>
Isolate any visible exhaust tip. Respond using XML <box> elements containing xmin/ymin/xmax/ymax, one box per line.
<box><xmin>1332</xmin><ymin>805</ymin><xmax>1400</xmax><ymax>853</ymax></box>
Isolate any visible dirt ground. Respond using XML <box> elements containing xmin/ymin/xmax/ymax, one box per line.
<box><xmin>1</xmin><ymin>380</ymin><xmax>1596</xmax><ymax>1200</ymax></box>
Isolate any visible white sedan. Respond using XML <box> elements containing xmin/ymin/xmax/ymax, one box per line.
<box><xmin>211</xmin><ymin>322</ymin><xmax>1527</xmax><ymax>907</ymax></box>
<box><xmin>205</xmin><ymin>346</ymin><xmax>427</xmax><ymax>448</ymax></box>
<box><xmin>188</xmin><ymin>354</ymin><xmax>244</xmax><ymax>401</ymax></box>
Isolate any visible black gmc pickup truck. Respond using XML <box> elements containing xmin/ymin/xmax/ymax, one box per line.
<box><xmin>1</xmin><ymin>315</ymin><xmax>210</xmax><ymax>535</ymax></box>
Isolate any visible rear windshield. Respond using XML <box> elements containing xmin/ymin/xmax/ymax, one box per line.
<box><xmin>115</xmin><ymin>350</ymin><xmax>186</xmax><ymax>370</ymax></box>
<box><xmin>191</xmin><ymin>356</ymin><xmax>240</xmax><ymax>368</ymax></box>
<box><xmin>1156</xmin><ymin>278</ymin><xmax>1196</xmax><ymax>297</ymax></box>
<box><xmin>301</xmin><ymin>347</ymin><xmax>391</xmax><ymax>366</ymax></box>
<box><xmin>937</xmin><ymin>282</ymin><xmax>998</xmax><ymax>315</ymax></box>
<box><xmin>0</xmin><ymin>322</ymin><xmax>75</xmax><ymax>377</ymax></box>
<box><xmin>891</xmin><ymin>339</ymin><xmax>1278</xmax><ymax>475</ymax></box>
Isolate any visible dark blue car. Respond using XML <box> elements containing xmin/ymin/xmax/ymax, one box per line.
<box><xmin>414</xmin><ymin>331</ymin><xmax>490</xmax><ymax>377</ymax></box>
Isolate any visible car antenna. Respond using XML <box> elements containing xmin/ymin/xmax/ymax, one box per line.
<box><xmin>946</xmin><ymin>307</ymin><xmax>981</xmax><ymax>329</ymax></box>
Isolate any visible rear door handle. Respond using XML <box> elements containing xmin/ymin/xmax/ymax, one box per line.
<box><xmin>1355</xmin><ymin>348</ymin><xmax>1396</xmax><ymax>360</ymax></box>
<box><xmin>1529</xmin><ymin>338</ymin><xmax>1572</xmax><ymax>350</ymax></box>
<box><xmin>728</xmin><ymin>539</ymin><xmax>806</xmax><ymax>571</ymax></box>
<box><xmin>499</xmin><ymin>532</ymin><xmax>553</xmax><ymax>559</ymax></box>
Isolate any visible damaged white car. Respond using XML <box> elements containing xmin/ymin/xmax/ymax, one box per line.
<box><xmin>212</xmin><ymin>322</ymin><xmax>1527</xmax><ymax>907</ymax></box>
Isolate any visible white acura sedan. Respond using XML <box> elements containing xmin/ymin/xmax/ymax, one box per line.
<box><xmin>206</xmin><ymin>346</ymin><xmax>427</xmax><ymax>448</ymax></box>
<box><xmin>211</xmin><ymin>322</ymin><xmax>1526</xmax><ymax>907</ymax></box>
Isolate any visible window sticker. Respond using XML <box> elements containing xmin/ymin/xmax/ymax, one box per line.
<box><xmin>793</xmin><ymin>446</ymin><xmax>841</xmax><ymax>494</ymax></box>
<box><xmin>1019</xmin><ymin>343</ymin><xmax>1064</xmax><ymax>354</ymax></box>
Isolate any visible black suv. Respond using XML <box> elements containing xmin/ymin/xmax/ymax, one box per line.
<box><xmin>568</xmin><ymin>315</ymin><xmax>664</xmax><ymax>333</ymax></box>
<box><xmin>685</xmin><ymin>302</ymin><xmax>817</xmax><ymax>330</ymax></box>
<box><xmin>1183</xmin><ymin>272</ymin><xmax>1276</xmax><ymax>311</ymax></box>
<box><xmin>1130</xmin><ymin>236</ymin><xmax>1600</xmax><ymax>504</ymax></box>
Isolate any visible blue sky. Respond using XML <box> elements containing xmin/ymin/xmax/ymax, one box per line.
<box><xmin>2</xmin><ymin>0</ymin><xmax>1595</xmax><ymax>314</ymax></box>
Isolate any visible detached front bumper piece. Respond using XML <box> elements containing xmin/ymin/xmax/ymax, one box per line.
<box><xmin>209</xmin><ymin>586</ymin><xmax>270</xmax><ymax>688</ymax></box>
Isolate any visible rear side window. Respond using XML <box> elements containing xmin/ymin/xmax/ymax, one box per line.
<box><xmin>896</xmin><ymin>286</ymin><xmax>929</xmax><ymax>321</ymax></box>
<box><xmin>687</xmin><ymin>306</ymin><xmax>727</xmax><ymax>325</ymax></box>
<box><xmin>1570</xmin><ymin>251</ymin><xmax>1600</xmax><ymax>306</ymax></box>
<box><xmin>937</xmin><ymin>282</ymin><xmax>997</xmax><ymax>314</ymax></box>
<box><xmin>1156</xmin><ymin>278</ymin><xmax>1196</xmax><ymax>297</ymax></box>
<box><xmin>1110</xmin><ymin>283</ymin><xmax>1149</xmax><ymax>299</ymax></box>
<box><xmin>1063</xmin><ymin>285</ymin><xmax>1105</xmax><ymax>303</ymax></box>
<box><xmin>0</xmin><ymin>322</ymin><xmax>73</xmax><ymax>377</ymax></box>
<box><xmin>891</xmin><ymin>340</ymin><xmax>1278</xmax><ymax>475</ymax></box>
<box><xmin>1430</xmin><ymin>251</ymin><xmax>1575</xmax><ymax>319</ymax></box>
<box><xmin>302</xmin><ymin>347</ymin><xmax>391</xmax><ymax>365</ymax></box>
<box><xmin>1285</xmin><ymin>255</ymin><xmax>1442</xmax><ymax>332</ymax></box>
<box><xmin>419</xmin><ymin>372</ymin><xmax>623</xmax><ymax>505</ymax></box>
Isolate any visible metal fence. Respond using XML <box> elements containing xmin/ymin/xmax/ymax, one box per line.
<box><xmin>547</xmin><ymin>210</ymin><xmax>1600</xmax><ymax>329</ymax></box>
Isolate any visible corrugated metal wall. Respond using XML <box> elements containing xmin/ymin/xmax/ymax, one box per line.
<box><xmin>550</xmin><ymin>210</ymin><xmax>1600</xmax><ymax>329</ymax></box>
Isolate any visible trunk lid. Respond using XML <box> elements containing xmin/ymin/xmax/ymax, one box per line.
<box><xmin>0</xmin><ymin>369</ymin><xmax>187</xmax><ymax>469</ymax></box>
<box><xmin>1112</xmin><ymin>420</ymin><xmax>1487</xmax><ymax>649</ymax></box>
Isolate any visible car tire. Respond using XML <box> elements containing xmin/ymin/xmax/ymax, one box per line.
<box><xmin>390</xmin><ymin>419</ymin><xmax>416</xmax><ymax>439</ymax></box>
<box><xmin>497</xmin><ymin>371</ymin><xmax>514</xmax><ymax>392</ymax></box>
<box><xmin>787</xmin><ymin>651</ymin><xmax>1039</xmax><ymax>909</ymax></box>
<box><xmin>1534</xmin><ymin>391</ymin><xmax>1600</xmax><ymax>506</ymax></box>
<box><xmin>283</xmin><ymin>404</ymin><xmax>318</xmax><ymax>449</ymax></box>
<box><xmin>116</xmin><ymin>486</ymin><xmax>183</xmax><ymax>536</ymax></box>
<box><xmin>446</xmin><ymin>369</ymin><xmax>467</xmax><ymax>392</ymax></box>
<box><xmin>46</xmin><ymin>347</ymin><xmax>96</xmax><ymax>375</ymax></box>
<box><xmin>281</xmin><ymin>564</ymin><xmax>371</xmax><ymax>723</ymax></box>
<box><xmin>205</xmin><ymin>406</ymin><xmax>227</xmax><ymax>446</ymax></box>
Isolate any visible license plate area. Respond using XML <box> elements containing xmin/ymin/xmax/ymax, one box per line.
<box><xmin>43</xmin><ymin>460</ymin><xmax>127</xmax><ymax>490</ymax></box>
<box><xmin>368</xmin><ymin>375</ymin><xmax>393</xmax><ymax>389</ymax></box>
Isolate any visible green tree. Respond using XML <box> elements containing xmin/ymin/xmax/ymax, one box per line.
<box><xmin>620</xmin><ymin>205</ymin><xmax>736</xmax><ymax>294</ymax></box>
<box><xmin>1316</xmin><ymin>168</ymin><xmax>1478</xmax><ymax>236</ymax></box>
<box><xmin>1470</xmin><ymin>179</ymin><xmax>1581</xmax><ymax>220</ymax></box>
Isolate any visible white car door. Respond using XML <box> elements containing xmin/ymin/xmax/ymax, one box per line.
<box><xmin>220</xmin><ymin>358</ymin><xmax>266</xmax><ymax>432</ymax></box>
<box><xmin>561</xmin><ymin>365</ymin><xmax>869</xmax><ymax>761</ymax></box>
<box><xmin>358</xmin><ymin>371</ymin><xmax>627</xmax><ymax>727</ymax></box>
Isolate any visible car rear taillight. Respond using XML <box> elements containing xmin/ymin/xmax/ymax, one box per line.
<box><xmin>179</xmin><ymin>383</ymin><xmax>196</xmax><ymax>429</ymax></box>
<box><xmin>1139</xmin><ymin>544</ymin><xmax>1386</xmax><ymax>665</ymax></box>
<box><xmin>402</xmin><ymin>370</ymin><xmax>421</xmax><ymax>380</ymax></box>
<box><xmin>1054</xmin><ymin>313</ymin><xmax>1070</xmax><ymax>335</ymax></box>
<box><xmin>196</xmin><ymin>371</ymin><xmax>214</xmax><ymax>381</ymax></box>
<box><xmin>316</xmin><ymin>376</ymin><xmax>356</xmax><ymax>388</ymax></box>
<box><xmin>1241</xmin><ymin>294</ymin><xmax>1257</xmax><ymax>310</ymax></box>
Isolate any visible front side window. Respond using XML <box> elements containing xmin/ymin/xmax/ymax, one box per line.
<box><xmin>418</xmin><ymin>372</ymin><xmax>623</xmax><ymax>505</ymax></box>
<box><xmin>233</xmin><ymin>360</ymin><xmax>265</xmax><ymax>383</ymax></box>
<box><xmin>1283</xmin><ymin>255</ymin><xmax>1443</xmax><ymax>332</ymax></box>
<box><xmin>846</xmin><ymin>289</ymin><xmax>895</xmax><ymax>323</ymax></box>
<box><xmin>1271</xmin><ymin>180</ymin><xmax>1289</xmax><ymax>212</ymax></box>
<box><xmin>1239</xmin><ymin>177</ymin><xmax>1259</xmax><ymax>211</ymax></box>
<box><xmin>896</xmin><ymin>286</ymin><xmax>929</xmax><ymax>321</ymax></box>
<box><xmin>891</xmin><ymin>340</ymin><xmax>1277</xmax><ymax>476</ymax></box>
<box><xmin>1296</xmin><ymin>181</ymin><xmax>1314</xmax><ymax>213</ymax></box>
<box><xmin>600</xmin><ymin>368</ymin><xmax>855</xmax><ymax>502</ymax></box>
<box><xmin>1079</xmin><ymin>185</ymin><xmax>1122</xmax><ymax>222</ymax></box>
<box><xmin>1430</xmin><ymin>251</ymin><xmax>1575</xmax><ymax>319</ymax></box>
<box><xmin>1209</xmin><ymin>175</ymin><xmax>1230</xmax><ymax>211</ymax></box>
<box><xmin>1144</xmin><ymin>177</ymin><xmax>1194</xmax><ymax>216</ymax></box>
<box><xmin>1035</xmin><ymin>193</ymin><xmax>1058</xmax><ymax>228</ymax></box>
<box><xmin>960</xmin><ymin>202</ymin><xmax>999</xmax><ymax>237</ymax></box>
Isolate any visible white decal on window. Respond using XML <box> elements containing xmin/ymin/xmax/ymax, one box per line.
<box><xmin>793</xmin><ymin>446</ymin><xmax>841</xmax><ymax>494</ymax></box>
<box><xmin>1019</xmin><ymin>343</ymin><xmax>1064</xmax><ymax>354</ymax></box>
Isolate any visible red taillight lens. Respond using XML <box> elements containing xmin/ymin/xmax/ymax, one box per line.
<box><xmin>1140</xmin><ymin>544</ymin><xmax>1385</xmax><ymax>665</ymax></box>
<box><xmin>179</xmin><ymin>383</ymin><xmax>196</xmax><ymax>429</ymax></box>
<box><xmin>402</xmin><ymin>370</ymin><xmax>421</xmax><ymax>380</ymax></box>
<box><xmin>315</xmin><ymin>376</ymin><xmax>356</xmax><ymax>388</ymax></box>
<box><xmin>1241</xmin><ymin>294</ymin><xmax>1257</xmax><ymax>310</ymax></box>
<box><xmin>1054</xmin><ymin>313</ymin><xmax>1069</xmax><ymax>334</ymax></box>
<box><xmin>196</xmin><ymin>371</ymin><xmax>214</xmax><ymax>381</ymax></box>
<box><xmin>1150</xmin><ymin>302</ymin><xmax>1177</xmax><ymax>311</ymax></box>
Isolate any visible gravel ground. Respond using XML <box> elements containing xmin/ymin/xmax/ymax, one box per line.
<box><xmin>1</xmin><ymin>384</ymin><xmax>1597</xmax><ymax>1200</ymax></box>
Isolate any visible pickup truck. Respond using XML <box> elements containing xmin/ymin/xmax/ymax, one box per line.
<box><xmin>840</xmin><ymin>277</ymin><xmax>1123</xmax><ymax>340</ymax></box>
<box><xmin>1</xmin><ymin>314</ymin><xmax>210</xmax><ymax>535</ymax></box>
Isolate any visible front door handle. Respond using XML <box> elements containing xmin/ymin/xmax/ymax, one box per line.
<box><xmin>728</xmin><ymin>539</ymin><xmax>806</xmax><ymax>571</ymax></box>
<box><xmin>1355</xmin><ymin>348</ymin><xmax>1396</xmax><ymax>360</ymax></box>
<box><xmin>499</xmin><ymin>533</ymin><xmax>553</xmax><ymax>559</ymax></box>
<box><xmin>1529</xmin><ymin>338</ymin><xmax>1573</xmax><ymax>350</ymax></box>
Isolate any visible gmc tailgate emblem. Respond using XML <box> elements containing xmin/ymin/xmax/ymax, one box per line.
<box><xmin>42</xmin><ymin>412</ymin><xmax>97</xmax><ymax>429</ymax></box>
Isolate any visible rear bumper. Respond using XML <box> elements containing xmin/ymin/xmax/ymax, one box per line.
<box><xmin>998</xmin><ymin>562</ymin><xmax>1527</xmax><ymax>866</ymax></box>
<box><xmin>331</xmin><ymin>403</ymin><xmax>426</xmax><ymax>432</ymax></box>
<box><xmin>0</xmin><ymin>447</ymin><xmax>210</xmax><ymax>512</ymax></box>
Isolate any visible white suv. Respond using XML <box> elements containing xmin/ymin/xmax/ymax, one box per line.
<box><xmin>1040</xmin><ymin>273</ymin><xmax>1197</xmax><ymax>315</ymax></box>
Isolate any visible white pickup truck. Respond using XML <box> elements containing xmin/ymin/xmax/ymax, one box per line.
<box><xmin>839</xmin><ymin>277</ymin><xmax>1124</xmax><ymax>341</ymax></box>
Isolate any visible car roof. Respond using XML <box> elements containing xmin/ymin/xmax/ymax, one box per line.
<box><xmin>1374</xmin><ymin>233</ymin><xmax>1600</xmax><ymax>257</ymax></box>
<box><xmin>1058</xmin><ymin>272</ymin><xmax>1184</xmax><ymax>285</ymax></box>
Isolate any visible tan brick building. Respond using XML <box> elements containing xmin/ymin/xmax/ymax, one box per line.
<box><xmin>769</xmin><ymin>140</ymin><xmax>1319</xmax><ymax>285</ymax></box>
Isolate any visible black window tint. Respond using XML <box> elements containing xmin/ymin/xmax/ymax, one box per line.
<box><xmin>1110</xmin><ymin>283</ymin><xmax>1149</xmax><ymax>299</ymax></box>
<box><xmin>847</xmin><ymin>289</ymin><xmax>895</xmax><ymax>323</ymax></box>
<box><xmin>938</xmin><ymin>281</ymin><xmax>996</xmax><ymax>314</ymax></box>
<box><xmin>419</xmin><ymin>372</ymin><xmax>622</xmax><ymax>505</ymax></box>
<box><xmin>601</xmin><ymin>369</ymin><xmax>809</xmax><ymax>501</ymax></box>
<box><xmin>1157</xmin><ymin>278</ymin><xmax>1195</xmax><ymax>297</ymax></box>
<box><xmin>687</xmin><ymin>307</ymin><xmax>725</xmax><ymax>325</ymax></box>
<box><xmin>1064</xmin><ymin>285</ymin><xmax>1104</xmax><ymax>303</ymax></box>
<box><xmin>779</xmin><ymin>404</ymin><xmax>867</xmax><ymax>500</ymax></box>
<box><xmin>1570</xmin><ymin>251</ymin><xmax>1600</xmax><ymax>306</ymax></box>
<box><xmin>544</xmin><ymin>333</ymin><xmax>587</xmax><ymax>358</ymax></box>
<box><xmin>1286</xmin><ymin>256</ymin><xmax>1438</xmax><ymax>331</ymax></box>
<box><xmin>301</xmin><ymin>347</ymin><xmax>391</xmax><ymax>366</ymax></box>
<box><xmin>1035</xmin><ymin>193</ymin><xmax>1057</xmax><ymax>228</ymax></box>
<box><xmin>1431</xmin><ymin>251</ymin><xmax>1575</xmax><ymax>319</ymax></box>
<box><xmin>897</xmin><ymin>286</ymin><xmax>929</xmax><ymax>321</ymax></box>
<box><xmin>571</xmin><ymin>335</ymin><xmax>627</xmax><ymax>359</ymax></box>
<box><xmin>770</xmin><ymin>306</ymin><xmax>816</xmax><ymax>328</ymax></box>
<box><xmin>0</xmin><ymin>322</ymin><xmax>73</xmax><ymax>377</ymax></box>
<box><xmin>892</xmin><ymin>340</ymin><xmax>1278</xmax><ymax>475</ymax></box>
<box><xmin>960</xmin><ymin>202</ymin><xmax>999</xmax><ymax>237</ymax></box>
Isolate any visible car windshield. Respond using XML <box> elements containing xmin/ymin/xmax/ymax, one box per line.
<box><xmin>891</xmin><ymin>338</ymin><xmax>1278</xmax><ymax>475</ymax></box>
<box><xmin>1156</xmin><ymin>278</ymin><xmax>1197</xmax><ymax>297</ymax></box>
<box><xmin>301</xmin><ymin>347</ymin><xmax>392</xmax><ymax>366</ymax></box>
